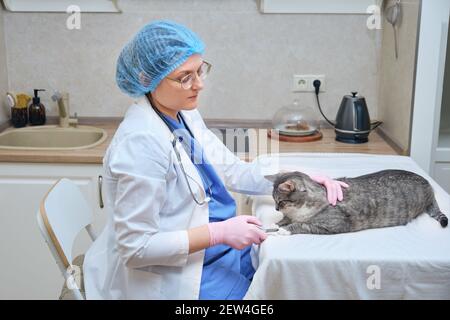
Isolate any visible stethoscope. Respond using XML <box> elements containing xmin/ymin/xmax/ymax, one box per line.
<box><xmin>171</xmin><ymin>137</ymin><xmax>212</xmax><ymax>205</ymax></box>
<box><xmin>150</xmin><ymin>101</ymin><xmax>212</xmax><ymax>205</ymax></box>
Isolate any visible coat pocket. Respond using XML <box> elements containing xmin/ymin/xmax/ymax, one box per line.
<box><xmin>127</xmin><ymin>268</ymin><xmax>163</xmax><ymax>299</ymax></box>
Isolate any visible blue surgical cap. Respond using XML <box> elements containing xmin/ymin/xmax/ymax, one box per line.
<box><xmin>116</xmin><ymin>20</ymin><xmax>205</xmax><ymax>97</ymax></box>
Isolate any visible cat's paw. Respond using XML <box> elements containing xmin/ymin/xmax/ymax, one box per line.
<box><xmin>274</xmin><ymin>227</ymin><xmax>292</xmax><ymax>236</ymax></box>
<box><xmin>261</xmin><ymin>224</ymin><xmax>279</xmax><ymax>235</ymax></box>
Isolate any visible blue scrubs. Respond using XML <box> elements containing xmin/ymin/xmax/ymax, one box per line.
<box><xmin>160</xmin><ymin>111</ymin><xmax>255</xmax><ymax>300</ymax></box>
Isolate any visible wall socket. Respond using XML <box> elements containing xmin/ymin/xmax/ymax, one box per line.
<box><xmin>292</xmin><ymin>75</ymin><xmax>326</xmax><ymax>92</ymax></box>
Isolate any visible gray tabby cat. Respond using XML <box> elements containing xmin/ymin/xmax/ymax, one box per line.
<box><xmin>264</xmin><ymin>170</ymin><xmax>448</xmax><ymax>235</ymax></box>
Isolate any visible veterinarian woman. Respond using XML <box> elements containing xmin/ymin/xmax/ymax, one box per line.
<box><xmin>83</xmin><ymin>20</ymin><xmax>347</xmax><ymax>300</ymax></box>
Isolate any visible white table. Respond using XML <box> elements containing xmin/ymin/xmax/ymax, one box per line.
<box><xmin>245</xmin><ymin>153</ymin><xmax>450</xmax><ymax>300</ymax></box>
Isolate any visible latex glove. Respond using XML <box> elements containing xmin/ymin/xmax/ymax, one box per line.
<box><xmin>208</xmin><ymin>215</ymin><xmax>267</xmax><ymax>250</ymax></box>
<box><xmin>309</xmin><ymin>174</ymin><xmax>349</xmax><ymax>206</ymax></box>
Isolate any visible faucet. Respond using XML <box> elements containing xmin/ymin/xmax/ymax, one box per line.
<box><xmin>51</xmin><ymin>91</ymin><xmax>78</xmax><ymax>128</ymax></box>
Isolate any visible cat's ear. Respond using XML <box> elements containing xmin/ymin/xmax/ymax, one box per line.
<box><xmin>265</xmin><ymin>170</ymin><xmax>293</xmax><ymax>183</ymax></box>
<box><xmin>278</xmin><ymin>180</ymin><xmax>296</xmax><ymax>193</ymax></box>
<box><xmin>264</xmin><ymin>174</ymin><xmax>279</xmax><ymax>183</ymax></box>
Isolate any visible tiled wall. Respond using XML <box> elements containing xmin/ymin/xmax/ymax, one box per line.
<box><xmin>0</xmin><ymin>5</ymin><xmax>9</xmax><ymax>124</ymax></box>
<box><xmin>378</xmin><ymin>0</ymin><xmax>421</xmax><ymax>153</ymax></box>
<box><xmin>1</xmin><ymin>0</ymin><xmax>381</xmax><ymax>122</ymax></box>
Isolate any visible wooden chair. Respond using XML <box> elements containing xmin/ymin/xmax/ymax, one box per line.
<box><xmin>36</xmin><ymin>178</ymin><xmax>97</xmax><ymax>300</ymax></box>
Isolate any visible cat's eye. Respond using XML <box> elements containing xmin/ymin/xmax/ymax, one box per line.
<box><xmin>278</xmin><ymin>200</ymin><xmax>289</xmax><ymax>207</ymax></box>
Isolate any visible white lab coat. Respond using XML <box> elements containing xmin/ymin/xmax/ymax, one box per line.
<box><xmin>83</xmin><ymin>96</ymin><xmax>272</xmax><ymax>299</ymax></box>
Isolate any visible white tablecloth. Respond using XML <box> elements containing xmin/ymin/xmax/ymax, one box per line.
<box><xmin>244</xmin><ymin>153</ymin><xmax>450</xmax><ymax>300</ymax></box>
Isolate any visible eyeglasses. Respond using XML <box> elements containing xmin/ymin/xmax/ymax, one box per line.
<box><xmin>166</xmin><ymin>60</ymin><xmax>212</xmax><ymax>90</ymax></box>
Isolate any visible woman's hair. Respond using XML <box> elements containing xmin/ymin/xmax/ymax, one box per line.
<box><xmin>116</xmin><ymin>20</ymin><xmax>205</xmax><ymax>97</ymax></box>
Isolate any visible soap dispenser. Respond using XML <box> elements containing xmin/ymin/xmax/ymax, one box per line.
<box><xmin>29</xmin><ymin>89</ymin><xmax>46</xmax><ymax>125</ymax></box>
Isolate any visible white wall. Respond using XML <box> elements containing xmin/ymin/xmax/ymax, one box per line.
<box><xmin>1</xmin><ymin>0</ymin><xmax>381</xmax><ymax>122</ymax></box>
<box><xmin>378</xmin><ymin>0</ymin><xmax>421</xmax><ymax>154</ymax></box>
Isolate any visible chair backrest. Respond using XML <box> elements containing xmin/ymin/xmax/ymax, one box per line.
<box><xmin>37</xmin><ymin>178</ymin><xmax>96</xmax><ymax>285</ymax></box>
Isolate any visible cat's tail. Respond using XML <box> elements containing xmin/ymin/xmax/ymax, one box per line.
<box><xmin>427</xmin><ymin>199</ymin><xmax>448</xmax><ymax>227</ymax></box>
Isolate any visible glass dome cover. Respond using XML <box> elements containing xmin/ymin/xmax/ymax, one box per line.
<box><xmin>272</xmin><ymin>99</ymin><xmax>320</xmax><ymax>136</ymax></box>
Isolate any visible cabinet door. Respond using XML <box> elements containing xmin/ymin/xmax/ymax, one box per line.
<box><xmin>434</xmin><ymin>162</ymin><xmax>450</xmax><ymax>194</ymax></box>
<box><xmin>0</xmin><ymin>163</ymin><xmax>105</xmax><ymax>299</ymax></box>
<box><xmin>230</xmin><ymin>191</ymin><xmax>253</xmax><ymax>216</ymax></box>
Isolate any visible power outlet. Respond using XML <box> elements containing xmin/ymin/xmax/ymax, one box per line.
<box><xmin>292</xmin><ymin>75</ymin><xmax>309</xmax><ymax>91</ymax></box>
<box><xmin>292</xmin><ymin>75</ymin><xmax>326</xmax><ymax>92</ymax></box>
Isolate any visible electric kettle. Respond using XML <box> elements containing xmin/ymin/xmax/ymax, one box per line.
<box><xmin>331</xmin><ymin>92</ymin><xmax>382</xmax><ymax>144</ymax></box>
<box><xmin>314</xmin><ymin>83</ymin><xmax>383</xmax><ymax>144</ymax></box>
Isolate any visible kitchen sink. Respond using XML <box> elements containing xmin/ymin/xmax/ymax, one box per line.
<box><xmin>0</xmin><ymin>125</ymin><xmax>108</xmax><ymax>150</ymax></box>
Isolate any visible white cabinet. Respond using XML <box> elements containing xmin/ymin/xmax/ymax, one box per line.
<box><xmin>410</xmin><ymin>0</ymin><xmax>450</xmax><ymax>195</ymax></box>
<box><xmin>434</xmin><ymin>162</ymin><xmax>450</xmax><ymax>193</ymax></box>
<box><xmin>410</xmin><ymin>0</ymin><xmax>449</xmax><ymax>175</ymax></box>
<box><xmin>0</xmin><ymin>163</ymin><xmax>106</xmax><ymax>299</ymax></box>
<box><xmin>230</xmin><ymin>191</ymin><xmax>253</xmax><ymax>216</ymax></box>
<box><xmin>435</xmin><ymin>131</ymin><xmax>450</xmax><ymax>193</ymax></box>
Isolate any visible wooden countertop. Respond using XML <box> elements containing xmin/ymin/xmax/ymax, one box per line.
<box><xmin>0</xmin><ymin>119</ymin><xmax>399</xmax><ymax>164</ymax></box>
<box><xmin>239</xmin><ymin>128</ymin><xmax>399</xmax><ymax>162</ymax></box>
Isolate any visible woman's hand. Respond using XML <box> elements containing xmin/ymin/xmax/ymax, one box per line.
<box><xmin>208</xmin><ymin>215</ymin><xmax>267</xmax><ymax>250</ymax></box>
<box><xmin>309</xmin><ymin>174</ymin><xmax>349</xmax><ymax>206</ymax></box>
